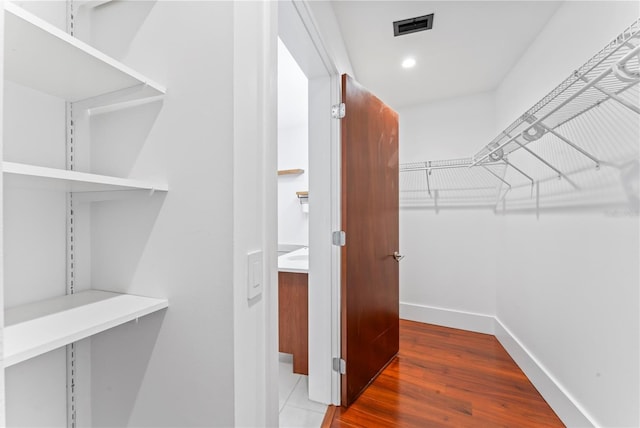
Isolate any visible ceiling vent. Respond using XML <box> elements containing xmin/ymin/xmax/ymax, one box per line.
<box><xmin>393</xmin><ymin>14</ymin><xmax>434</xmax><ymax>37</ymax></box>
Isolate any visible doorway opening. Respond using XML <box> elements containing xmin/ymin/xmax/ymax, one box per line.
<box><xmin>275</xmin><ymin>0</ymin><xmax>342</xmax><ymax>424</ymax></box>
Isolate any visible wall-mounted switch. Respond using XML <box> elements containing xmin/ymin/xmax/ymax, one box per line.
<box><xmin>247</xmin><ymin>251</ymin><xmax>263</xmax><ymax>299</ymax></box>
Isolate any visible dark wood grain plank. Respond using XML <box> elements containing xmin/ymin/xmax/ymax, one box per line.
<box><xmin>327</xmin><ymin>319</ymin><xmax>565</xmax><ymax>427</ymax></box>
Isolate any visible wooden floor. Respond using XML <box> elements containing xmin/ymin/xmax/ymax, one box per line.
<box><xmin>323</xmin><ymin>320</ymin><xmax>564</xmax><ymax>427</ymax></box>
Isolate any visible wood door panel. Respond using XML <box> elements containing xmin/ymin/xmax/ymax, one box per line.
<box><xmin>341</xmin><ymin>74</ymin><xmax>399</xmax><ymax>406</ymax></box>
<box><xmin>278</xmin><ymin>272</ymin><xmax>309</xmax><ymax>375</ymax></box>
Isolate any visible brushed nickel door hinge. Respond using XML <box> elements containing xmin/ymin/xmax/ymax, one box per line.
<box><xmin>331</xmin><ymin>103</ymin><xmax>345</xmax><ymax>119</ymax></box>
<box><xmin>332</xmin><ymin>357</ymin><xmax>346</xmax><ymax>374</ymax></box>
<box><xmin>332</xmin><ymin>230</ymin><xmax>346</xmax><ymax>246</ymax></box>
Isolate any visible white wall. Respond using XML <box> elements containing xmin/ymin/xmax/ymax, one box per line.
<box><xmin>493</xmin><ymin>2</ymin><xmax>640</xmax><ymax>426</ymax></box>
<box><xmin>278</xmin><ymin>126</ymin><xmax>309</xmax><ymax>246</ymax></box>
<box><xmin>86</xmin><ymin>2</ymin><xmax>238</xmax><ymax>426</ymax></box>
<box><xmin>0</xmin><ymin>7</ymin><xmax>4</xmax><ymax>425</ymax></box>
<box><xmin>232</xmin><ymin>1</ymin><xmax>278</xmax><ymax>426</ymax></box>
<box><xmin>496</xmin><ymin>1</ymin><xmax>640</xmax><ymax>130</ymax></box>
<box><xmin>278</xmin><ymin>40</ymin><xmax>309</xmax><ymax>247</ymax></box>
<box><xmin>398</xmin><ymin>92</ymin><xmax>498</xmax><ymax>332</ymax></box>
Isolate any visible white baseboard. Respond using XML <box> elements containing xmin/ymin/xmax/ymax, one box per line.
<box><xmin>493</xmin><ymin>319</ymin><xmax>596</xmax><ymax>428</ymax></box>
<box><xmin>400</xmin><ymin>302</ymin><xmax>594</xmax><ymax>427</ymax></box>
<box><xmin>400</xmin><ymin>302</ymin><xmax>495</xmax><ymax>335</ymax></box>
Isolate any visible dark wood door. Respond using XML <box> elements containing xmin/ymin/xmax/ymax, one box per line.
<box><xmin>340</xmin><ymin>74</ymin><xmax>400</xmax><ymax>407</ymax></box>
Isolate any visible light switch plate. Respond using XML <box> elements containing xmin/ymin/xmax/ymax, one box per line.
<box><xmin>247</xmin><ymin>251</ymin><xmax>263</xmax><ymax>299</ymax></box>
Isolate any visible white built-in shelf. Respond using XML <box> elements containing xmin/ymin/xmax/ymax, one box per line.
<box><xmin>4</xmin><ymin>290</ymin><xmax>168</xmax><ymax>367</ymax></box>
<box><xmin>4</xmin><ymin>1</ymin><xmax>166</xmax><ymax>103</ymax></box>
<box><xmin>3</xmin><ymin>162</ymin><xmax>168</xmax><ymax>193</ymax></box>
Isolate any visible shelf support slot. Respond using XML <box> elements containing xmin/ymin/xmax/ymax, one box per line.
<box><xmin>64</xmin><ymin>17</ymin><xmax>78</xmax><ymax>422</ymax></box>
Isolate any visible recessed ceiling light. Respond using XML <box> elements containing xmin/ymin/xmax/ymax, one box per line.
<box><xmin>402</xmin><ymin>58</ymin><xmax>416</xmax><ymax>69</ymax></box>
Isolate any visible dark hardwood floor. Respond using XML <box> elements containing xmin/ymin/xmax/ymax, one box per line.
<box><xmin>323</xmin><ymin>319</ymin><xmax>565</xmax><ymax>427</ymax></box>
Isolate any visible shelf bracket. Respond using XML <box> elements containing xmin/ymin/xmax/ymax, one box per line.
<box><xmin>612</xmin><ymin>44</ymin><xmax>640</xmax><ymax>85</ymax></box>
<box><xmin>481</xmin><ymin>164</ymin><xmax>511</xmax><ymax>208</ymax></box>
<box><xmin>88</xmin><ymin>94</ymin><xmax>165</xmax><ymax>116</ymax></box>
<box><xmin>503</xmin><ymin>159</ymin><xmax>535</xmax><ymax>197</ymax></box>
<box><xmin>470</xmin><ymin>133</ymin><xmax>518</xmax><ymax>167</ymax></box>
<box><xmin>578</xmin><ymin>73</ymin><xmax>640</xmax><ymax>115</ymax></box>
<box><xmin>481</xmin><ymin>164</ymin><xmax>511</xmax><ymax>189</ymax></box>
<box><xmin>424</xmin><ymin>161</ymin><xmax>431</xmax><ymax>196</ymax></box>
<box><xmin>510</xmin><ymin>139</ymin><xmax>580</xmax><ymax>190</ymax></box>
<box><xmin>75</xmin><ymin>82</ymin><xmax>162</xmax><ymax>110</ymax></box>
<box><xmin>538</xmin><ymin>122</ymin><xmax>600</xmax><ymax>169</ymax></box>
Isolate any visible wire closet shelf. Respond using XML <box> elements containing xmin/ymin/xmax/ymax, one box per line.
<box><xmin>400</xmin><ymin>18</ymin><xmax>640</xmax><ymax>213</ymax></box>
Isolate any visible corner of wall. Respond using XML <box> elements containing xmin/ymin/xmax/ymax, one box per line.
<box><xmin>493</xmin><ymin>318</ymin><xmax>596</xmax><ymax>427</ymax></box>
<box><xmin>400</xmin><ymin>303</ymin><xmax>495</xmax><ymax>335</ymax></box>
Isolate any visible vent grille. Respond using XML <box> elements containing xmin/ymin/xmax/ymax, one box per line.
<box><xmin>393</xmin><ymin>14</ymin><xmax>434</xmax><ymax>37</ymax></box>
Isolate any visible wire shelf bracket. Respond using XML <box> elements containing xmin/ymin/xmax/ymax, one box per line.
<box><xmin>400</xmin><ymin>17</ymin><xmax>640</xmax><ymax>212</ymax></box>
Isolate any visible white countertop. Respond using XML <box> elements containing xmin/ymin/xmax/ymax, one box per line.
<box><xmin>278</xmin><ymin>247</ymin><xmax>308</xmax><ymax>273</ymax></box>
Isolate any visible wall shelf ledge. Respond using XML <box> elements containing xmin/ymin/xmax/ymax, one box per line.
<box><xmin>4</xmin><ymin>290</ymin><xmax>169</xmax><ymax>367</ymax></box>
<box><xmin>3</xmin><ymin>161</ymin><xmax>169</xmax><ymax>193</ymax></box>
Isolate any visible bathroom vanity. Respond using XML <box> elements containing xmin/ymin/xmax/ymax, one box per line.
<box><xmin>278</xmin><ymin>248</ymin><xmax>309</xmax><ymax>375</ymax></box>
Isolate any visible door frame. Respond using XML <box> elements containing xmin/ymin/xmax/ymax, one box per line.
<box><xmin>277</xmin><ymin>0</ymin><xmax>342</xmax><ymax>405</ymax></box>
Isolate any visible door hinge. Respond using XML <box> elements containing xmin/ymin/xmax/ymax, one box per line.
<box><xmin>331</xmin><ymin>103</ymin><xmax>345</xmax><ymax>119</ymax></box>
<box><xmin>332</xmin><ymin>230</ymin><xmax>346</xmax><ymax>246</ymax></box>
<box><xmin>332</xmin><ymin>357</ymin><xmax>346</xmax><ymax>374</ymax></box>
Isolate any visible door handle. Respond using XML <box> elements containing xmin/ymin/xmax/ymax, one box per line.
<box><xmin>393</xmin><ymin>251</ymin><xmax>404</xmax><ymax>262</ymax></box>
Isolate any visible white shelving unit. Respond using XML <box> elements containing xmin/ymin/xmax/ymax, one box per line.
<box><xmin>2</xmin><ymin>1</ymin><xmax>170</xmax><ymax>424</ymax></box>
<box><xmin>4</xmin><ymin>290</ymin><xmax>168</xmax><ymax>367</ymax></box>
<box><xmin>4</xmin><ymin>1</ymin><xmax>165</xmax><ymax>103</ymax></box>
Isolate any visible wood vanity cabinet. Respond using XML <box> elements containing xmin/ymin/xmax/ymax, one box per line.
<box><xmin>278</xmin><ymin>272</ymin><xmax>308</xmax><ymax>375</ymax></box>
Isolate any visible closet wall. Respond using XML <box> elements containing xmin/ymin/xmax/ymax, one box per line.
<box><xmin>89</xmin><ymin>3</ymin><xmax>237</xmax><ymax>426</ymax></box>
<box><xmin>494</xmin><ymin>2</ymin><xmax>639</xmax><ymax>427</ymax></box>
<box><xmin>399</xmin><ymin>92</ymin><xmax>498</xmax><ymax>332</ymax></box>
<box><xmin>277</xmin><ymin>39</ymin><xmax>309</xmax><ymax>247</ymax></box>
<box><xmin>1</xmin><ymin>1</ymin><xmax>270</xmax><ymax>426</ymax></box>
<box><xmin>399</xmin><ymin>2</ymin><xmax>639</xmax><ymax>427</ymax></box>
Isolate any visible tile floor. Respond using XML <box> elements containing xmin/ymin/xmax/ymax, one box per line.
<box><xmin>279</xmin><ymin>354</ymin><xmax>327</xmax><ymax>428</ymax></box>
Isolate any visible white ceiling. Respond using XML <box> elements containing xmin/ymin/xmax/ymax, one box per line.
<box><xmin>331</xmin><ymin>1</ymin><xmax>562</xmax><ymax>109</ymax></box>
